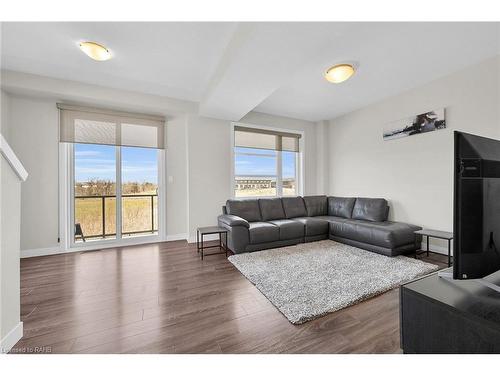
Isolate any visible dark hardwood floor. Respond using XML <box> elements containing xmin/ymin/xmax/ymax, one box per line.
<box><xmin>12</xmin><ymin>240</ymin><xmax>448</xmax><ymax>354</ymax></box>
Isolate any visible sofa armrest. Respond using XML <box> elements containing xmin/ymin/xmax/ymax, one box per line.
<box><xmin>218</xmin><ymin>214</ymin><xmax>250</xmax><ymax>228</ymax></box>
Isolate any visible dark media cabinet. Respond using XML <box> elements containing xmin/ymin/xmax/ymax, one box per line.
<box><xmin>400</xmin><ymin>269</ymin><xmax>500</xmax><ymax>353</ymax></box>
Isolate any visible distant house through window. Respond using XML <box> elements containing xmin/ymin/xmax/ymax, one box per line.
<box><xmin>234</xmin><ymin>147</ymin><xmax>278</xmax><ymax>197</ymax></box>
<box><xmin>233</xmin><ymin>124</ymin><xmax>302</xmax><ymax>198</ymax></box>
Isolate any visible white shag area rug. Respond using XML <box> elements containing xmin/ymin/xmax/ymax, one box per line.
<box><xmin>228</xmin><ymin>240</ymin><xmax>439</xmax><ymax>324</ymax></box>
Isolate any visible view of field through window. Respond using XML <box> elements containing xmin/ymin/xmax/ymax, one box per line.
<box><xmin>74</xmin><ymin>143</ymin><xmax>158</xmax><ymax>241</ymax></box>
<box><xmin>234</xmin><ymin>147</ymin><xmax>297</xmax><ymax>197</ymax></box>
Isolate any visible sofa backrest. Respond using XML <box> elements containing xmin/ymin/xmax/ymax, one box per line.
<box><xmin>281</xmin><ymin>197</ymin><xmax>307</xmax><ymax>218</ymax></box>
<box><xmin>224</xmin><ymin>196</ymin><xmax>389</xmax><ymax>222</ymax></box>
<box><xmin>259</xmin><ymin>198</ymin><xmax>285</xmax><ymax>221</ymax></box>
<box><xmin>351</xmin><ymin>198</ymin><xmax>389</xmax><ymax>222</ymax></box>
<box><xmin>303</xmin><ymin>195</ymin><xmax>328</xmax><ymax>216</ymax></box>
<box><xmin>328</xmin><ymin>197</ymin><xmax>356</xmax><ymax>218</ymax></box>
<box><xmin>226</xmin><ymin>199</ymin><xmax>262</xmax><ymax>222</ymax></box>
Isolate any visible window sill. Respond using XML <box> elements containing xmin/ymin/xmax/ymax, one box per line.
<box><xmin>232</xmin><ymin>196</ymin><xmax>277</xmax><ymax>200</ymax></box>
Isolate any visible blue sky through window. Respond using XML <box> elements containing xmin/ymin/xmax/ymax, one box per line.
<box><xmin>282</xmin><ymin>151</ymin><xmax>296</xmax><ymax>179</ymax></box>
<box><xmin>75</xmin><ymin>143</ymin><xmax>158</xmax><ymax>184</ymax></box>
<box><xmin>122</xmin><ymin>146</ymin><xmax>158</xmax><ymax>184</ymax></box>
<box><xmin>235</xmin><ymin>147</ymin><xmax>295</xmax><ymax>178</ymax></box>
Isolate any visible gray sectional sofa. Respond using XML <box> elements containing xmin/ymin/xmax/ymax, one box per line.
<box><xmin>217</xmin><ymin>195</ymin><xmax>421</xmax><ymax>257</ymax></box>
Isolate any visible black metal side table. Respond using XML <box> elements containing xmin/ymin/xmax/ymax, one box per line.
<box><xmin>196</xmin><ymin>226</ymin><xmax>228</xmax><ymax>260</ymax></box>
<box><xmin>414</xmin><ymin>229</ymin><xmax>453</xmax><ymax>267</ymax></box>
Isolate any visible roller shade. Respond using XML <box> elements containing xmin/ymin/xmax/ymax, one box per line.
<box><xmin>234</xmin><ymin>126</ymin><xmax>301</xmax><ymax>152</ymax></box>
<box><xmin>58</xmin><ymin>104</ymin><xmax>165</xmax><ymax>149</ymax></box>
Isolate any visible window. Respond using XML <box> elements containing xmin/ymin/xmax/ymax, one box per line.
<box><xmin>73</xmin><ymin>144</ymin><xmax>159</xmax><ymax>242</ymax></box>
<box><xmin>74</xmin><ymin>143</ymin><xmax>117</xmax><ymax>240</ymax></box>
<box><xmin>60</xmin><ymin>104</ymin><xmax>165</xmax><ymax>246</ymax></box>
<box><xmin>121</xmin><ymin>146</ymin><xmax>158</xmax><ymax>237</ymax></box>
<box><xmin>233</xmin><ymin>125</ymin><xmax>302</xmax><ymax>198</ymax></box>
<box><xmin>282</xmin><ymin>150</ymin><xmax>297</xmax><ymax>196</ymax></box>
<box><xmin>235</xmin><ymin>147</ymin><xmax>278</xmax><ymax>197</ymax></box>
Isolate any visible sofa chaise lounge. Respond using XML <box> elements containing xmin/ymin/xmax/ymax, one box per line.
<box><xmin>217</xmin><ymin>195</ymin><xmax>421</xmax><ymax>257</ymax></box>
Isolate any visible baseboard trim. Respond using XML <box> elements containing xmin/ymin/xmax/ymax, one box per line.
<box><xmin>21</xmin><ymin>246</ymin><xmax>62</xmax><ymax>258</ymax></box>
<box><xmin>1</xmin><ymin>321</ymin><xmax>23</xmax><ymax>354</ymax></box>
<box><xmin>21</xmin><ymin>233</ymin><xmax>189</xmax><ymax>258</ymax></box>
<box><xmin>166</xmin><ymin>233</ymin><xmax>188</xmax><ymax>241</ymax></box>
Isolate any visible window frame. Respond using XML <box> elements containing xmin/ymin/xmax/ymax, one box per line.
<box><xmin>230</xmin><ymin>122</ymin><xmax>304</xmax><ymax>199</ymax></box>
<box><xmin>59</xmin><ymin>142</ymin><xmax>167</xmax><ymax>252</ymax></box>
<box><xmin>281</xmin><ymin>149</ymin><xmax>300</xmax><ymax>197</ymax></box>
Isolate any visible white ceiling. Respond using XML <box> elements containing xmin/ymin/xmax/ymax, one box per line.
<box><xmin>2</xmin><ymin>22</ymin><xmax>499</xmax><ymax>122</ymax></box>
<box><xmin>1</xmin><ymin>22</ymin><xmax>237</xmax><ymax>102</ymax></box>
<box><xmin>255</xmin><ymin>22</ymin><xmax>500</xmax><ymax>121</ymax></box>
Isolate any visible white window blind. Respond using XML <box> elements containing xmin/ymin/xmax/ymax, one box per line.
<box><xmin>234</xmin><ymin>126</ymin><xmax>301</xmax><ymax>152</ymax></box>
<box><xmin>58</xmin><ymin>104</ymin><xmax>165</xmax><ymax>149</ymax></box>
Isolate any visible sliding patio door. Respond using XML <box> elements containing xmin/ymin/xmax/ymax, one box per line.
<box><xmin>74</xmin><ymin>143</ymin><xmax>117</xmax><ymax>241</ymax></box>
<box><xmin>73</xmin><ymin>144</ymin><xmax>159</xmax><ymax>243</ymax></box>
<box><xmin>120</xmin><ymin>146</ymin><xmax>159</xmax><ymax>238</ymax></box>
<box><xmin>59</xmin><ymin>104</ymin><xmax>165</xmax><ymax>246</ymax></box>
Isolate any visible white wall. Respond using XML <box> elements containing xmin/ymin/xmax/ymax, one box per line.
<box><xmin>327</xmin><ymin>56</ymin><xmax>500</xmax><ymax>252</ymax></box>
<box><xmin>7</xmin><ymin>95</ymin><xmax>59</xmax><ymax>251</ymax></box>
<box><xmin>0</xmin><ymin>156</ymin><xmax>22</xmax><ymax>348</ymax></box>
<box><xmin>165</xmin><ymin>114</ymin><xmax>189</xmax><ymax>239</ymax></box>
<box><xmin>186</xmin><ymin>115</ymin><xmax>232</xmax><ymax>241</ymax></box>
<box><xmin>0</xmin><ymin>84</ymin><xmax>23</xmax><ymax>350</ymax></box>
<box><xmin>0</xmin><ymin>71</ymin><xmax>319</xmax><ymax>253</ymax></box>
<box><xmin>315</xmin><ymin>120</ymin><xmax>329</xmax><ymax>195</ymax></box>
<box><xmin>1</xmin><ymin>85</ymin><xmax>23</xmax><ymax>348</ymax></box>
<box><xmin>1</xmin><ymin>91</ymin><xmax>10</xmax><ymax>140</ymax></box>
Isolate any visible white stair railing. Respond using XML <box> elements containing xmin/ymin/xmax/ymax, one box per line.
<box><xmin>0</xmin><ymin>132</ymin><xmax>27</xmax><ymax>353</ymax></box>
<box><xmin>0</xmin><ymin>134</ymin><xmax>28</xmax><ymax>181</ymax></box>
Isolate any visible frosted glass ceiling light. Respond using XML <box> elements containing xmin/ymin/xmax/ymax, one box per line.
<box><xmin>325</xmin><ymin>63</ymin><xmax>355</xmax><ymax>83</ymax></box>
<box><xmin>79</xmin><ymin>41</ymin><xmax>111</xmax><ymax>61</ymax></box>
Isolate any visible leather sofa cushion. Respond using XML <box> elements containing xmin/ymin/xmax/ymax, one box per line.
<box><xmin>248</xmin><ymin>222</ymin><xmax>279</xmax><ymax>244</ymax></box>
<box><xmin>226</xmin><ymin>199</ymin><xmax>262</xmax><ymax>222</ymax></box>
<box><xmin>282</xmin><ymin>197</ymin><xmax>307</xmax><ymax>218</ymax></box>
<box><xmin>329</xmin><ymin>219</ymin><xmax>421</xmax><ymax>249</ymax></box>
<box><xmin>328</xmin><ymin>197</ymin><xmax>356</xmax><ymax>218</ymax></box>
<box><xmin>259</xmin><ymin>198</ymin><xmax>285</xmax><ymax>221</ymax></box>
<box><xmin>303</xmin><ymin>195</ymin><xmax>328</xmax><ymax>216</ymax></box>
<box><xmin>267</xmin><ymin>219</ymin><xmax>305</xmax><ymax>240</ymax></box>
<box><xmin>292</xmin><ymin>217</ymin><xmax>329</xmax><ymax>236</ymax></box>
<box><xmin>351</xmin><ymin>198</ymin><xmax>388</xmax><ymax>222</ymax></box>
<box><xmin>314</xmin><ymin>216</ymin><xmax>349</xmax><ymax>225</ymax></box>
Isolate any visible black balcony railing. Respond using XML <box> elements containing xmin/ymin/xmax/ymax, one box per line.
<box><xmin>75</xmin><ymin>194</ymin><xmax>158</xmax><ymax>240</ymax></box>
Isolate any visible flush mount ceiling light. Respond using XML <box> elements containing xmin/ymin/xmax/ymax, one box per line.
<box><xmin>79</xmin><ymin>41</ymin><xmax>111</xmax><ymax>61</ymax></box>
<box><xmin>324</xmin><ymin>63</ymin><xmax>355</xmax><ymax>84</ymax></box>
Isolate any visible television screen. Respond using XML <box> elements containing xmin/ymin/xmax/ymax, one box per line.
<box><xmin>454</xmin><ymin>131</ymin><xmax>500</xmax><ymax>279</ymax></box>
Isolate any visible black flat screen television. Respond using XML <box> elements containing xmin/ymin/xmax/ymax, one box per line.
<box><xmin>454</xmin><ymin>131</ymin><xmax>500</xmax><ymax>279</ymax></box>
